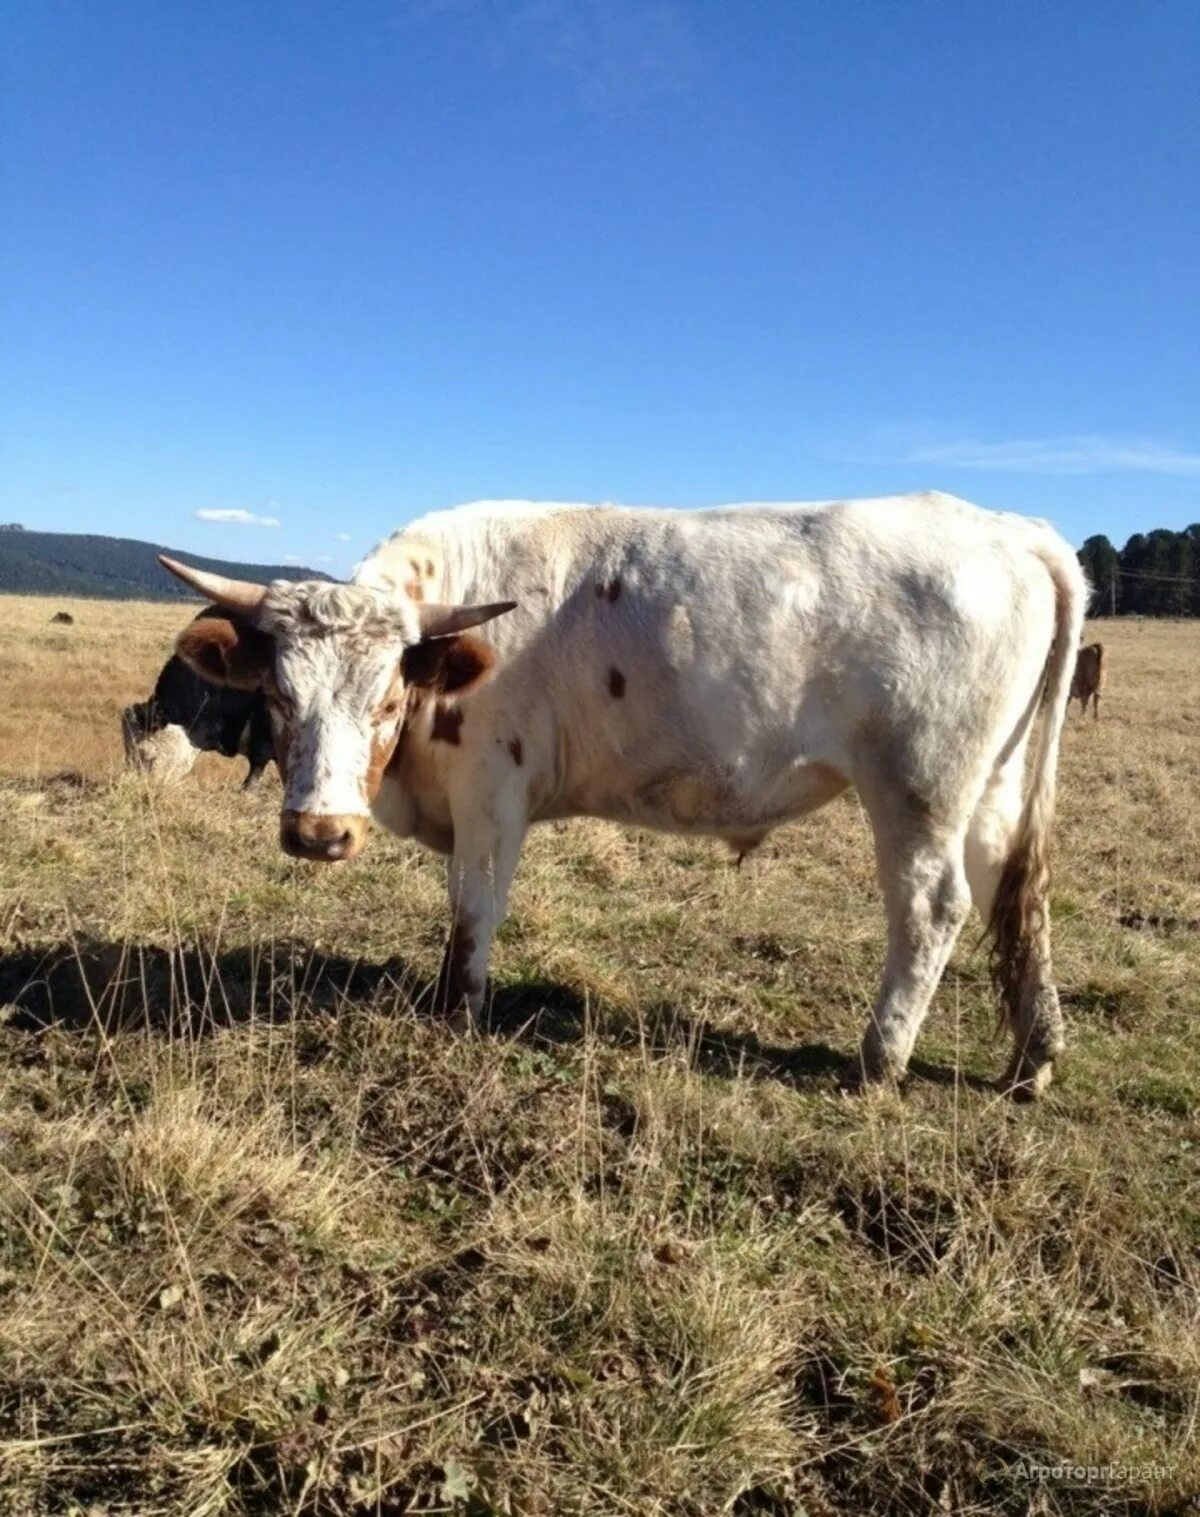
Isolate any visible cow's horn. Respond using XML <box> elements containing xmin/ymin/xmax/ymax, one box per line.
<box><xmin>417</xmin><ymin>600</ymin><xmax>517</xmax><ymax>640</ymax></box>
<box><xmin>159</xmin><ymin>555</ymin><xmax>268</xmax><ymax>617</ymax></box>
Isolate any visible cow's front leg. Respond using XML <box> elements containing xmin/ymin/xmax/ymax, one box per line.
<box><xmin>434</xmin><ymin>792</ymin><xmax>526</xmax><ymax>1027</ymax></box>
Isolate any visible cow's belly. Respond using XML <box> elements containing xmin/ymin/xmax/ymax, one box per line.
<box><xmin>565</xmin><ymin>758</ymin><xmax>848</xmax><ymax>836</ymax></box>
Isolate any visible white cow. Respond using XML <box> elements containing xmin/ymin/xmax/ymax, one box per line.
<box><xmin>161</xmin><ymin>492</ymin><xmax>1086</xmax><ymax>1097</ymax></box>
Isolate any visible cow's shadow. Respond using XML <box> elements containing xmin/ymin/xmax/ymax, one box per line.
<box><xmin>0</xmin><ymin>936</ymin><xmax>989</xmax><ymax>1094</ymax></box>
<box><xmin>489</xmin><ymin>981</ymin><xmax>991</xmax><ymax>1093</ymax></box>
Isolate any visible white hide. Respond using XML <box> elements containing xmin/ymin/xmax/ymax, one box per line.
<box><xmin>356</xmin><ymin>492</ymin><xmax>1081</xmax><ymax>843</ymax></box>
<box><xmin>352</xmin><ymin>492</ymin><xmax>1085</xmax><ymax>1091</ymax></box>
<box><xmin>226</xmin><ymin>491</ymin><xmax>1085</xmax><ymax>1092</ymax></box>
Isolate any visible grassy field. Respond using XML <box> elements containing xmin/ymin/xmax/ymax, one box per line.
<box><xmin>1</xmin><ymin>592</ymin><xmax>1198</xmax><ymax>1516</ymax></box>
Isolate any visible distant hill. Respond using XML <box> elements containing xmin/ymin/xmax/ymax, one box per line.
<box><xmin>0</xmin><ymin>528</ymin><xmax>331</xmax><ymax>601</ymax></box>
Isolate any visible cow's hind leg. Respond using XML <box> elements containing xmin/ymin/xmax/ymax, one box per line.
<box><xmin>854</xmin><ymin>790</ymin><xmax>972</xmax><ymax>1085</ymax></box>
<box><xmin>965</xmin><ymin>766</ymin><xmax>1064</xmax><ymax>1098</ymax></box>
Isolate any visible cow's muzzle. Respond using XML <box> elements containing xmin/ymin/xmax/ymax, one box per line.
<box><xmin>280</xmin><ymin>811</ymin><xmax>368</xmax><ymax>863</ymax></box>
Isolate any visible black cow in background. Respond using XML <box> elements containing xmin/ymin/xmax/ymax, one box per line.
<box><xmin>122</xmin><ymin>607</ymin><xmax>275</xmax><ymax>789</ymax></box>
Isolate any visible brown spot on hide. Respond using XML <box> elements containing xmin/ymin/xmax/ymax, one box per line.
<box><xmin>608</xmin><ymin>667</ymin><xmax>626</xmax><ymax>698</ymax></box>
<box><xmin>595</xmin><ymin>578</ymin><xmax>621</xmax><ymax>603</ymax></box>
<box><xmin>508</xmin><ymin>736</ymin><xmax>523</xmax><ymax>766</ymax></box>
<box><xmin>431</xmin><ymin>704</ymin><xmax>464</xmax><ymax>745</ymax></box>
<box><xmin>904</xmin><ymin>788</ymin><xmax>934</xmax><ymax>823</ymax></box>
<box><xmin>401</xmin><ymin>556</ymin><xmax>427</xmax><ymax>602</ymax></box>
<box><xmin>435</xmin><ymin>922</ymin><xmax>481</xmax><ymax>1012</ymax></box>
<box><xmin>425</xmin><ymin>559</ymin><xmax>436</xmax><ymax>579</ymax></box>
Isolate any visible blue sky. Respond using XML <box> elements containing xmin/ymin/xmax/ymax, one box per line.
<box><xmin>3</xmin><ymin>0</ymin><xmax>1198</xmax><ymax>575</ymax></box>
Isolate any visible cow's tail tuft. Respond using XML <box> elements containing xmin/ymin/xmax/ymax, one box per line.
<box><xmin>988</xmin><ymin>536</ymin><xmax>1086</xmax><ymax>1029</ymax></box>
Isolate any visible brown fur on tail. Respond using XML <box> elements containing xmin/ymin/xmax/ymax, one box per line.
<box><xmin>987</xmin><ymin>539</ymin><xmax>1086</xmax><ymax>1029</ymax></box>
<box><xmin>989</xmin><ymin>829</ymin><xmax>1049</xmax><ymax>1029</ymax></box>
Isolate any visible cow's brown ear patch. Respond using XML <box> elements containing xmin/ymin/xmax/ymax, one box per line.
<box><xmin>431</xmin><ymin>705</ymin><xmax>464</xmax><ymax>745</ymax></box>
<box><xmin>176</xmin><ymin>617</ymin><xmax>273</xmax><ymax>690</ymax></box>
<box><xmin>402</xmin><ymin>634</ymin><xmax>497</xmax><ymax>696</ymax></box>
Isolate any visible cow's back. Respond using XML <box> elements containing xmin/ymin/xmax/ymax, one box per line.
<box><xmin>361</xmin><ymin>494</ymin><xmax>1071</xmax><ymax>836</ymax></box>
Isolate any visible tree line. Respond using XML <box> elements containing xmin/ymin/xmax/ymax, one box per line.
<box><xmin>1077</xmin><ymin>525</ymin><xmax>1200</xmax><ymax>617</ymax></box>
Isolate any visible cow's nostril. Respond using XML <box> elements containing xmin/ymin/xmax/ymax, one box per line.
<box><xmin>281</xmin><ymin>813</ymin><xmax>362</xmax><ymax>863</ymax></box>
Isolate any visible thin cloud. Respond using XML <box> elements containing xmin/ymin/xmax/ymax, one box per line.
<box><xmin>898</xmin><ymin>435</ymin><xmax>1200</xmax><ymax>477</ymax></box>
<box><xmin>395</xmin><ymin>0</ymin><xmax>699</xmax><ymax>114</ymax></box>
<box><xmin>195</xmin><ymin>508</ymin><xmax>282</xmax><ymax>527</ymax></box>
<box><xmin>333</xmin><ymin>532</ymin><xmax>352</xmax><ymax>542</ymax></box>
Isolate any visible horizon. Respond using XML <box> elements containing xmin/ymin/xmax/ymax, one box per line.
<box><xmin>3</xmin><ymin>2</ymin><xmax>1198</xmax><ymax>577</ymax></box>
<box><xmin>1</xmin><ymin>497</ymin><xmax>1193</xmax><ymax>584</ymax></box>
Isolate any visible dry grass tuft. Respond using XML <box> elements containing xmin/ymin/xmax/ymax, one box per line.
<box><xmin>1</xmin><ymin>596</ymin><xmax>1198</xmax><ymax>1514</ymax></box>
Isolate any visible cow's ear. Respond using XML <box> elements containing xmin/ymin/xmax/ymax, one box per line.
<box><xmin>401</xmin><ymin>633</ymin><xmax>497</xmax><ymax>696</ymax></box>
<box><xmin>176</xmin><ymin>616</ymin><xmax>274</xmax><ymax>690</ymax></box>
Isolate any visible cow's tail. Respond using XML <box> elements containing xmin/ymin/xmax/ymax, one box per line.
<box><xmin>988</xmin><ymin>534</ymin><xmax>1087</xmax><ymax>1028</ymax></box>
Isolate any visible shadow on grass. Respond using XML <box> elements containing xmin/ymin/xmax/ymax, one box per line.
<box><xmin>0</xmin><ymin>936</ymin><xmax>424</xmax><ymax>1035</ymax></box>
<box><xmin>491</xmin><ymin>983</ymin><xmax>992</xmax><ymax>1094</ymax></box>
<box><xmin>0</xmin><ymin>936</ymin><xmax>989</xmax><ymax>1094</ymax></box>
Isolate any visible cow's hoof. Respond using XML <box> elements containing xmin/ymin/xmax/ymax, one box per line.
<box><xmin>837</xmin><ymin>1055</ymin><xmax>902</xmax><ymax>1093</ymax></box>
<box><xmin>430</xmin><ymin>975</ymin><xmax>484</xmax><ymax>1033</ymax></box>
<box><xmin>446</xmin><ymin>1003</ymin><xmax>479</xmax><ymax>1035</ymax></box>
<box><xmin>430</xmin><ymin>983</ymin><xmax>478</xmax><ymax>1030</ymax></box>
<box><xmin>998</xmin><ymin>1056</ymin><xmax>1054</xmax><ymax>1102</ymax></box>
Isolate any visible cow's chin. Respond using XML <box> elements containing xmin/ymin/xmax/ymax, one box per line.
<box><xmin>279</xmin><ymin>810</ymin><xmax>370</xmax><ymax>864</ymax></box>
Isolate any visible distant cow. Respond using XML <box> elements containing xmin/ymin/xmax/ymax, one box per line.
<box><xmin>161</xmin><ymin>491</ymin><xmax>1087</xmax><ymax>1099</ymax></box>
<box><xmin>122</xmin><ymin>607</ymin><xmax>275</xmax><ymax>788</ymax></box>
<box><xmin>1070</xmin><ymin>642</ymin><xmax>1107</xmax><ymax>719</ymax></box>
<box><xmin>50</xmin><ymin>611</ymin><xmax>74</xmax><ymax>625</ymax></box>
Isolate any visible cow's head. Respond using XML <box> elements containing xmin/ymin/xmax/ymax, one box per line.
<box><xmin>159</xmin><ymin>556</ymin><xmax>515</xmax><ymax>862</ymax></box>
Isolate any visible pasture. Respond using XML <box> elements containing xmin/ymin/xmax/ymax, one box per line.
<box><xmin>0</xmin><ymin>593</ymin><xmax>1197</xmax><ymax>1515</ymax></box>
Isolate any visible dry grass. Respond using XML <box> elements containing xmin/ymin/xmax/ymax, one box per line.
<box><xmin>1</xmin><ymin>593</ymin><xmax>1198</xmax><ymax>1516</ymax></box>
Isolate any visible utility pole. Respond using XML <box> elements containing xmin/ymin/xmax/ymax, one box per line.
<box><xmin>1111</xmin><ymin>566</ymin><xmax>1117</xmax><ymax>618</ymax></box>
